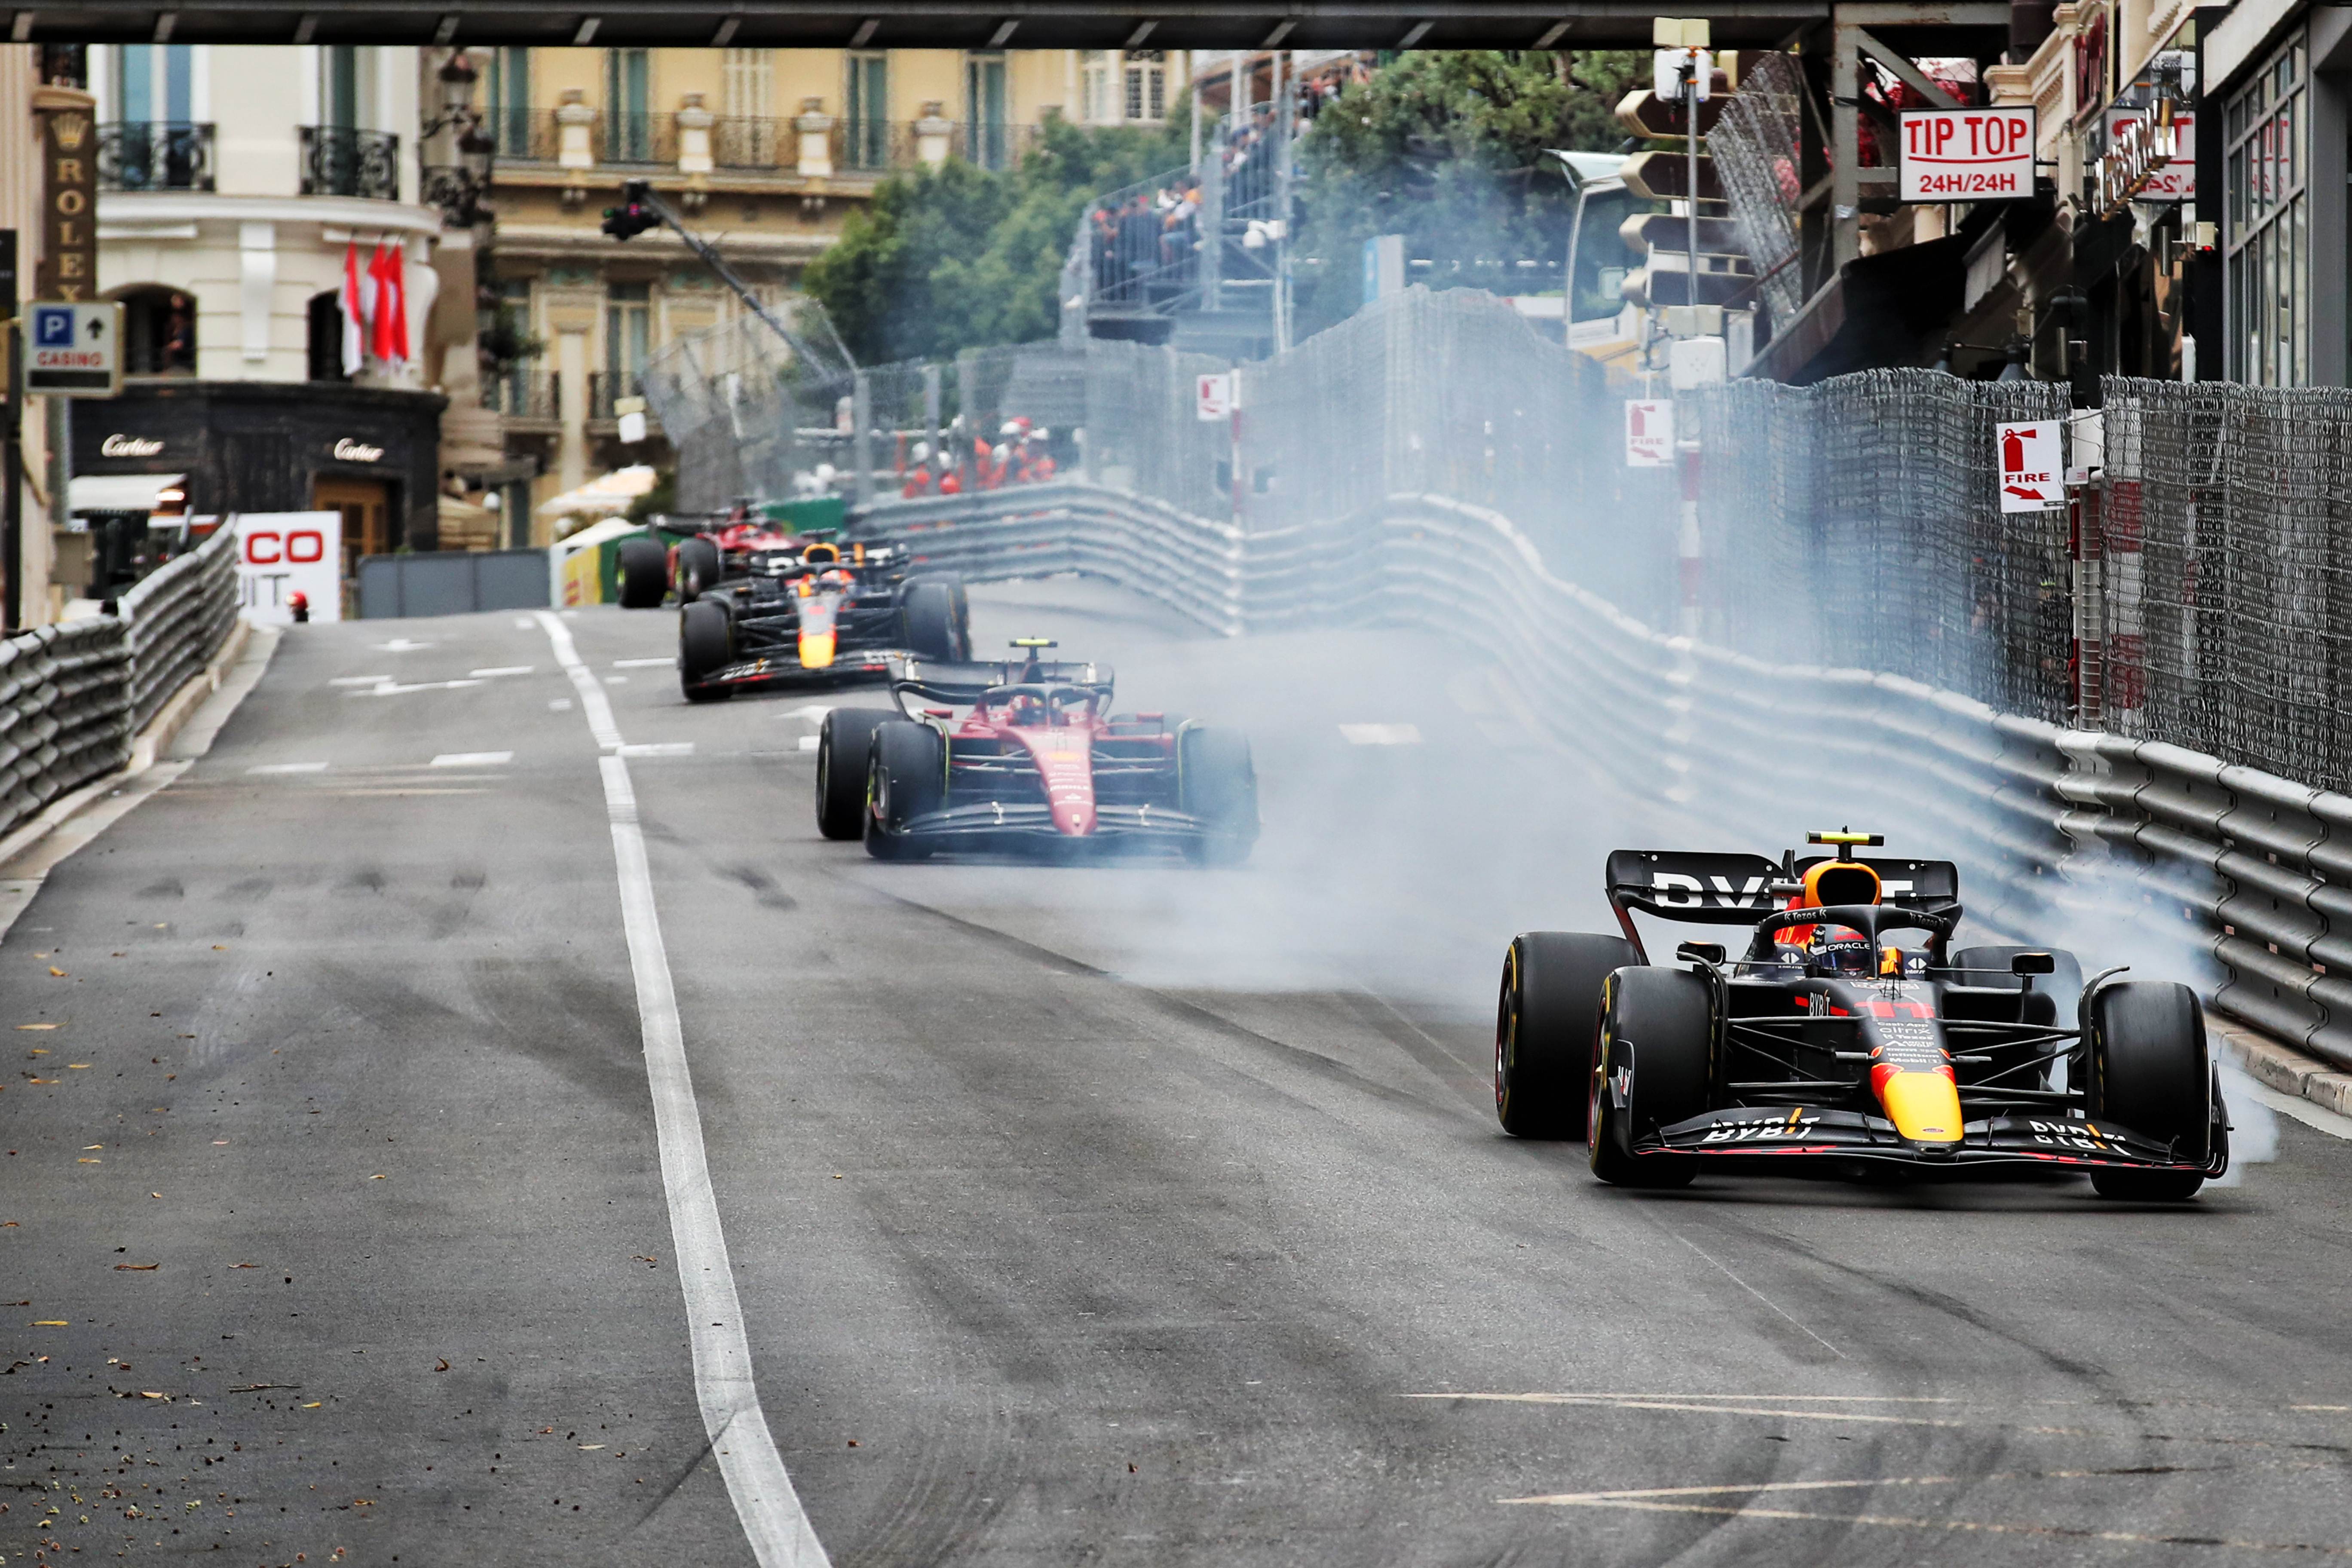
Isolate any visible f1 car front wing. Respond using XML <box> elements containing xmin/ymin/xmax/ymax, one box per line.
<box><xmin>1637</xmin><ymin>1105</ymin><xmax>2220</xmax><ymax>1174</ymax></box>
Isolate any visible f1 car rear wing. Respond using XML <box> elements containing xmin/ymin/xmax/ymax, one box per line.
<box><xmin>1604</xmin><ymin>849</ymin><xmax>1963</xmax><ymax>960</ymax></box>
<box><xmin>892</xmin><ymin>655</ymin><xmax>1115</xmax><ymax>707</ymax></box>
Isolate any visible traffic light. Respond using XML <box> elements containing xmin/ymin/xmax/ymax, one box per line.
<box><xmin>601</xmin><ymin>181</ymin><xmax>660</xmax><ymax>240</ymax></box>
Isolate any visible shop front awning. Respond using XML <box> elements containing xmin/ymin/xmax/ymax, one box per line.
<box><xmin>70</xmin><ymin>473</ymin><xmax>187</xmax><ymax>514</ymax></box>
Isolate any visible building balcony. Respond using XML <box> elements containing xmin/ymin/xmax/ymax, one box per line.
<box><xmin>594</xmin><ymin>111</ymin><xmax>678</xmax><ymax>167</ymax></box>
<box><xmin>300</xmin><ymin>126</ymin><xmax>401</xmax><ymax>201</ymax></box>
<box><xmin>97</xmin><ymin>122</ymin><xmax>215</xmax><ymax>192</ymax></box>
<box><xmin>587</xmin><ymin>371</ymin><xmax>663</xmax><ymax>434</ymax></box>
<box><xmin>494</xmin><ymin>106</ymin><xmax>1042</xmax><ymax>178</ymax></box>
<box><xmin>483</xmin><ymin>369</ymin><xmax>559</xmax><ymax>429</ymax></box>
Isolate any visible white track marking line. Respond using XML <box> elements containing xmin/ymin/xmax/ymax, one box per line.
<box><xmin>619</xmin><ymin>742</ymin><xmax>694</xmax><ymax>758</ymax></box>
<box><xmin>536</xmin><ymin>614</ymin><xmax>827</xmax><ymax>1568</ymax></box>
<box><xmin>614</xmin><ymin>657</ymin><xmax>676</xmax><ymax>668</ymax></box>
<box><xmin>533</xmin><ymin>611</ymin><xmax>623</xmax><ymax>750</ymax></box>
<box><xmin>246</xmin><ymin>762</ymin><xmax>330</xmax><ymax>774</ymax></box>
<box><xmin>431</xmin><ymin>752</ymin><xmax>513</xmax><ymax>767</ymax></box>
<box><xmin>327</xmin><ymin>675</ymin><xmax>392</xmax><ymax>686</ymax></box>
<box><xmin>1338</xmin><ymin>722</ymin><xmax>1423</xmax><ymax>745</ymax></box>
<box><xmin>349</xmin><ymin>679</ymin><xmax>484</xmax><ymax>696</ymax></box>
<box><xmin>469</xmin><ymin>665</ymin><xmax>534</xmax><ymax>677</ymax></box>
<box><xmin>797</xmin><ymin>736</ymin><xmax>820</xmax><ymax>752</ymax></box>
<box><xmin>375</xmin><ymin>638</ymin><xmax>433</xmax><ymax>651</ymax></box>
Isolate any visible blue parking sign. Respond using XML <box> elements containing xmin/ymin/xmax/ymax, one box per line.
<box><xmin>32</xmin><ymin>305</ymin><xmax>73</xmax><ymax>349</ymax></box>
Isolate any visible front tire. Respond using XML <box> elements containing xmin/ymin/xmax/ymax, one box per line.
<box><xmin>900</xmin><ymin>575</ymin><xmax>970</xmax><ymax>661</ymax></box>
<box><xmin>2086</xmin><ymin>981</ymin><xmax>2212</xmax><ymax>1200</ymax></box>
<box><xmin>1496</xmin><ymin>932</ymin><xmax>1637</xmax><ymax>1139</ymax></box>
<box><xmin>680</xmin><ymin>599</ymin><xmax>733</xmax><ymax>702</ymax></box>
<box><xmin>1178</xmin><ymin>726</ymin><xmax>1258</xmax><ymax>867</ymax></box>
<box><xmin>616</xmin><ymin>536</ymin><xmax>669</xmax><ymax>608</ymax></box>
<box><xmin>863</xmin><ymin>719</ymin><xmax>944</xmax><ymax>860</ymax></box>
<box><xmin>676</xmin><ymin>536</ymin><xmax>723</xmax><ymax>603</ymax></box>
<box><xmin>1590</xmin><ymin>967</ymin><xmax>1711</xmax><ymax>1187</ymax></box>
<box><xmin>817</xmin><ymin>708</ymin><xmax>888</xmax><ymax>840</ymax></box>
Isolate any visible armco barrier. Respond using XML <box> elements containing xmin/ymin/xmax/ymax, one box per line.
<box><xmin>0</xmin><ymin>523</ymin><xmax>242</xmax><ymax>845</ymax></box>
<box><xmin>858</xmin><ymin>481</ymin><xmax>2346</xmax><ymax>1068</ymax></box>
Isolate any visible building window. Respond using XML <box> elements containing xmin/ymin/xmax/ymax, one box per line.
<box><xmin>719</xmin><ymin>48</ymin><xmax>778</xmax><ymax>167</ymax></box>
<box><xmin>604</xmin><ymin>48</ymin><xmax>652</xmax><ymax>162</ymax></box>
<box><xmin>2225</xmin><ymin>32</ymin><xmax>2309</xmax><ymax>386</ymax></box>
<box><xmin>119</xmin><ymin>286</ymin><xmax>196</xmax><ymax>377</ymax></box>
<box><xmin>845</xmin><ymin>52</ymin><xmax>888</xmax><ymax>169</ymax></box>
<box><xmin>112</xmin><ymin>43</ymin><xmax>193</xmax><ymax>122</ymax></box>
<box><xmin>1124</xmin><ymin>49</ymin><xmax>1165</xmax><ymax>122</ymax></box>
<box><xmin>606</xmin><ymin>282</ymin><xmax>650</xmax><ymax>408</ymax></box>
<box><xmin>487</xmin><ymin>46</ymin><xmax>531</xmax><ymax>159</ymax></box>
<box><xmin>321</xmin><ymin>45</ymin><xmax>366</xmax><ymax>129</ymax></box>
<box><xmin>966</xmin><ymin>52</ymin><xmax>1008</xmax><ymax>168</ymax></box>
<box><xmin>1081</xmin><ymin>51</ymin><xmax>1112</xmax><ymax>123</ymax></box>
<box><xmin>307</xmin><ymin>291</ymin><xmax>348</xmax><ymax>382</ymax></box>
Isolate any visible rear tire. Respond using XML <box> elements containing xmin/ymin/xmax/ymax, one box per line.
<box><xmin>676</xmin><ymin>536</ymin><xmax>723</xmax><ymax>604</ymax></box>
<box><xmin>616</xmin><ymin>536</ymin><xmax>669</xmax><ymax>608</ymax></box>
<box><xmin>1178</xmin><ymin>726</ymin><xmax>1257</xmax><ymax>867</ymax></box>
<box><xmin>2086</xmin><ymin>981</ymin><xmax>2211</xmax><ymax>1200</ymax></box>
<box><xmin>1590</xmin><ymin>967</ymin><xmax>1711</xmax><ymax>1188</ymax></box>
<box><xmin>816</xmin><ymin>708</ymin><xmax>888</xmax><ymax>840</ymax></box>
<box><xmin>900</xmin><ymin>574</ymin><xmax>970</xmax><ymax>661</ymax></box>
<box><xmin>1496</xmin><ymin>932</ymin><xmax>1637</xmax><ymax>1139</ymax></box>
<box><xmin>680</xmin><ymin>599</ymin><xmax>732</xmax><ymax>702</ymax></box>
<box><xmin>863</xmin><ymin>720</ymin><xmax>944</xmax><ymax>860</ymax></box>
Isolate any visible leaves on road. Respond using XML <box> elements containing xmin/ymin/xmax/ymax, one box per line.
<box><xmin>112</xmin><ymin>1264</ymin><xmax>158</xmax><ymax>1271</ymax></box>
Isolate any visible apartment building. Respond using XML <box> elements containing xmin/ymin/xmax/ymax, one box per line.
<box><xmin>74</xmin><ymin>44</ymin><xmax>484</xmax><ymax>570</ymax></box>
<box><xmin>478</xmin><ymin>46</ymin><xmax>1185</xmax><ymax>536</ymax></box>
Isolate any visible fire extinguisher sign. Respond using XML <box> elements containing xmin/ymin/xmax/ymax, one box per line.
<box><xmin>1997</xmin><ymin>420</ymin><xmax>2061</xmax><ymax>512</ymax></box>
<box><xmin>1624</xmin><ymin>400</ymin><xmax>1673</xmax><ymax>468</ymax></box>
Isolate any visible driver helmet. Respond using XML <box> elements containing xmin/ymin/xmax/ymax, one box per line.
<box><xmin>1808</xmin><ymin>925</ymin><xmax>1879</xmax><ymax>977</ymax></box>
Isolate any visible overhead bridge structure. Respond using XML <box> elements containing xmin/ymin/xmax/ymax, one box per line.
<box><xmin>13</xmin><ymin>0</ymin><xmax>1991</xmax><ymax>52</ymax></box>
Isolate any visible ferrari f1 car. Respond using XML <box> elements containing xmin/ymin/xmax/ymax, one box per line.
<box><xmin>1494</xmin><ymin>832</ymin><xmax>2228</xmax><ymax>1199</ymax></box>
<box><xmin>811</xmin><ymin>639</ymin><xmax>1259</xmax><ymax>865</ymax></box>
<box><xmin>676</xmin><ymin>538</ymin><xmax>971</xmax><ymax>702</ymax></box>
<box><xmin>614</xmin><ymin>508</ymin><xmax>797</xmax><ymax>609</ymax></box>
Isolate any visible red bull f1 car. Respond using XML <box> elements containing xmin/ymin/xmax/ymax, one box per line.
<box><xmin>677</xmin><ymin>538</ymin><xmax>970</xmax><ymax>703</ymax></box>
<box><xmin>1494</xmin><ymin>832</ymin><xmax>2228</xmax><ymax>1200</ymax></box>
<box><xmin>812</xmin><ymin>640</ymin><xmax>1258</xmax><ymax>865</ymax></box>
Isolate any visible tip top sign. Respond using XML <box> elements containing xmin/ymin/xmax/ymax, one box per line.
<box><xmin>1898</xmin><ymin>107</ymin><xmax>2038</xmax><ymax>203</ymax></box>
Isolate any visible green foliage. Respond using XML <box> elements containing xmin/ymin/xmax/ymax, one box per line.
<box><xmin>625</xmin><ymin>467</ymin><xmax>675</xmax><ymax>524</ymax></box>
<box><xmin>805</xmin><ymin>115</ymin><xmax>1190</xmax><ymax>363</ymax></box>
<box><xmin>1291</xmin><ymin>50</ymin><xmax>1649</xmax><ymax>336</ymax></box>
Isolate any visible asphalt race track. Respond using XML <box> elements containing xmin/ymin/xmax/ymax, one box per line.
<box><xmin>8</xmin><ymin>577</ymin><xmax>2352</xmax><ymax>1567</ymax></box>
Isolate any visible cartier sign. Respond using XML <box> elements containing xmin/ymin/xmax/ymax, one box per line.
<box><xmin>331</xmin><ymin>438</ymin><xmax>385</xmax><ymax>462</ymax></box>
<box><xmin>99</xmin><ymin>433</ymin><xmax>165</xmax><ymax>457</ymax></box>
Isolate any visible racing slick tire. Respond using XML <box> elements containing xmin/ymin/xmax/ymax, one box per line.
<box><xmin>1178</xmin><ymin>727</ymin><xmax>1258</xmax><ymax>867</ymax></box>
<box><xmin>1496</xmin><ymin>932</ymin><xmax>1637</xmax><ymax>1139</ymax></box>
<box><xmin>2086</xmin><ymin>980</ymin><xmax>2213</xmax><ymax>1201</ymax></box>
<box><xmin>864</xmin><ymin>719</ymin><xmax>944</xmax><ymax>860</ymax></box>
<box><xmin>900</xmin><ymin>576</ymin><xmax>971</xmax><ymax>662</ymax></box>
<box><xmin>679</xmin><ymin>599</ymin><xmax>734</xmax><ymax>702</ymax></box>
<box><xmin>1589</xmin><ymin>967</ymin><xmax>1710</xmax><ymax>1188</ymax></box>
<box><xmin>816</xmin><ymin>707</ymin><xmax>889</xmax><ymax>840</ymax></box>
<box><xmin>616</xmin><ymin>536</ymin><xmax>670</xmax><ymax>609</ymax></box>
<box><xmin>675</xmin><ymin>536</ymin><xmax>723</xmax><ymax>604</ymax></box>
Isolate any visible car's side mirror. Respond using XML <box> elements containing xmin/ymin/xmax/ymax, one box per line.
<box><xmin>2011</xmin><ymin>952</ymin><xmax>2056</xmax><ymax>978</ymax></box>
<box><xmin>1677</xmin><ymin>941</ymin><xmax>1726</xmax><ymax>966</ymax></box>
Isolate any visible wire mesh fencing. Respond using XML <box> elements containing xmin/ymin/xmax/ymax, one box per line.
<box><xmin>2100</xmin><ymin>378</ymin><xmax>2352</xmax><ymax>790</ymax></box>
<box><xmin>1709</xmin><ymin>49</ymin><xmax>1805</xmax><ymax>328</ymax></box>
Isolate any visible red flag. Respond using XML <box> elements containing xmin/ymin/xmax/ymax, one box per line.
<box><xmin>368</xmin><ymin>244</ymin><xmax>399</xmax><ymax>363</ymax></box>
<box><xmin>383</xmin><ymin>245</ymin><xmax>410</xmax><ymax>369</ymax></box>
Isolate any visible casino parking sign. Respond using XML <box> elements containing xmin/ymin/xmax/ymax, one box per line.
<box><xmin>26</xmin><ymin>300</ymin><xmax>122</xmax><ymax>396</ymax></box>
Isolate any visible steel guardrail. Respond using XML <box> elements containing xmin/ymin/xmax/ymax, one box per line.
<box><xmin>855</xmin><ymin>480</ymin><xmax>2344</xmax><ymax>1066</ymax></box>
<box><xmin>0</xmin><ymin>524</ymin><xmax>241</xmax><ymax>844</ymax></box>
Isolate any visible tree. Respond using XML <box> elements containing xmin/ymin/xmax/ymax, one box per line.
<box><xmin>1290</xmin><ymin>50</ymin><xmax>1648</xmax><ymax>335</ymax></box>
<box><xmin>805</xmin><ymin>115</ymin><xmax>1190</xmax><ymax>364</ymax></box>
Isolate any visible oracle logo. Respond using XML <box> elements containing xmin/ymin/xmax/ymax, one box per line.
<box><xmin>331</xmin><ymin>438</ymin><xmax>385</xmax><ymax>462</ymax></box>
<box><xmin>99</xmin><ymin>433</ymin><xmax>163</xmax><ymax>457</ymax></box>
<box><xmin>244</xmin><ymin>529</ymin><xmax>326</xmax><ymax>565</ymax></box>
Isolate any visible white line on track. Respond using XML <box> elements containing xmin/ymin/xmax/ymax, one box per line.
<box><xmin>538</xmin><ymin>614</ymin><xmax>827</xmax><ymax>1568</ymax></box>
<box><xmin>247</xmin><ymin>762</ymin><xmax>330</xmax><ymax>774</ymax></box>
<box><xmin>614</xmin><ymin>657</ymin><xmax>677</xmax><ymax>668</ymax></box>
<box><xmin>533</xmin><ymin>611</ymin><xmax>623</xmax><ymax>750</ymax></box>
<box><xmin>327</xmin><ymin>675</ymin><xmax>392</xmax><ymax>686</ymax></box>
<box><xmin>469</xmin><ymin>665</ymin><xmax>534</xmax><ymax>677</ymax></box>
<box><xmin>431</xmin><ymin>751</ymin><xmax>513</xmax><ymax>767</ymax></box>
<box><xmin>617</xmin><ymin>741</ymin><xmax>694</xmax><ymax>758</ymax></box>
<box><xmin>1339</xmin><ymin>722</ymin><xmax>1424</xmax><ymax>745</ymax></box>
